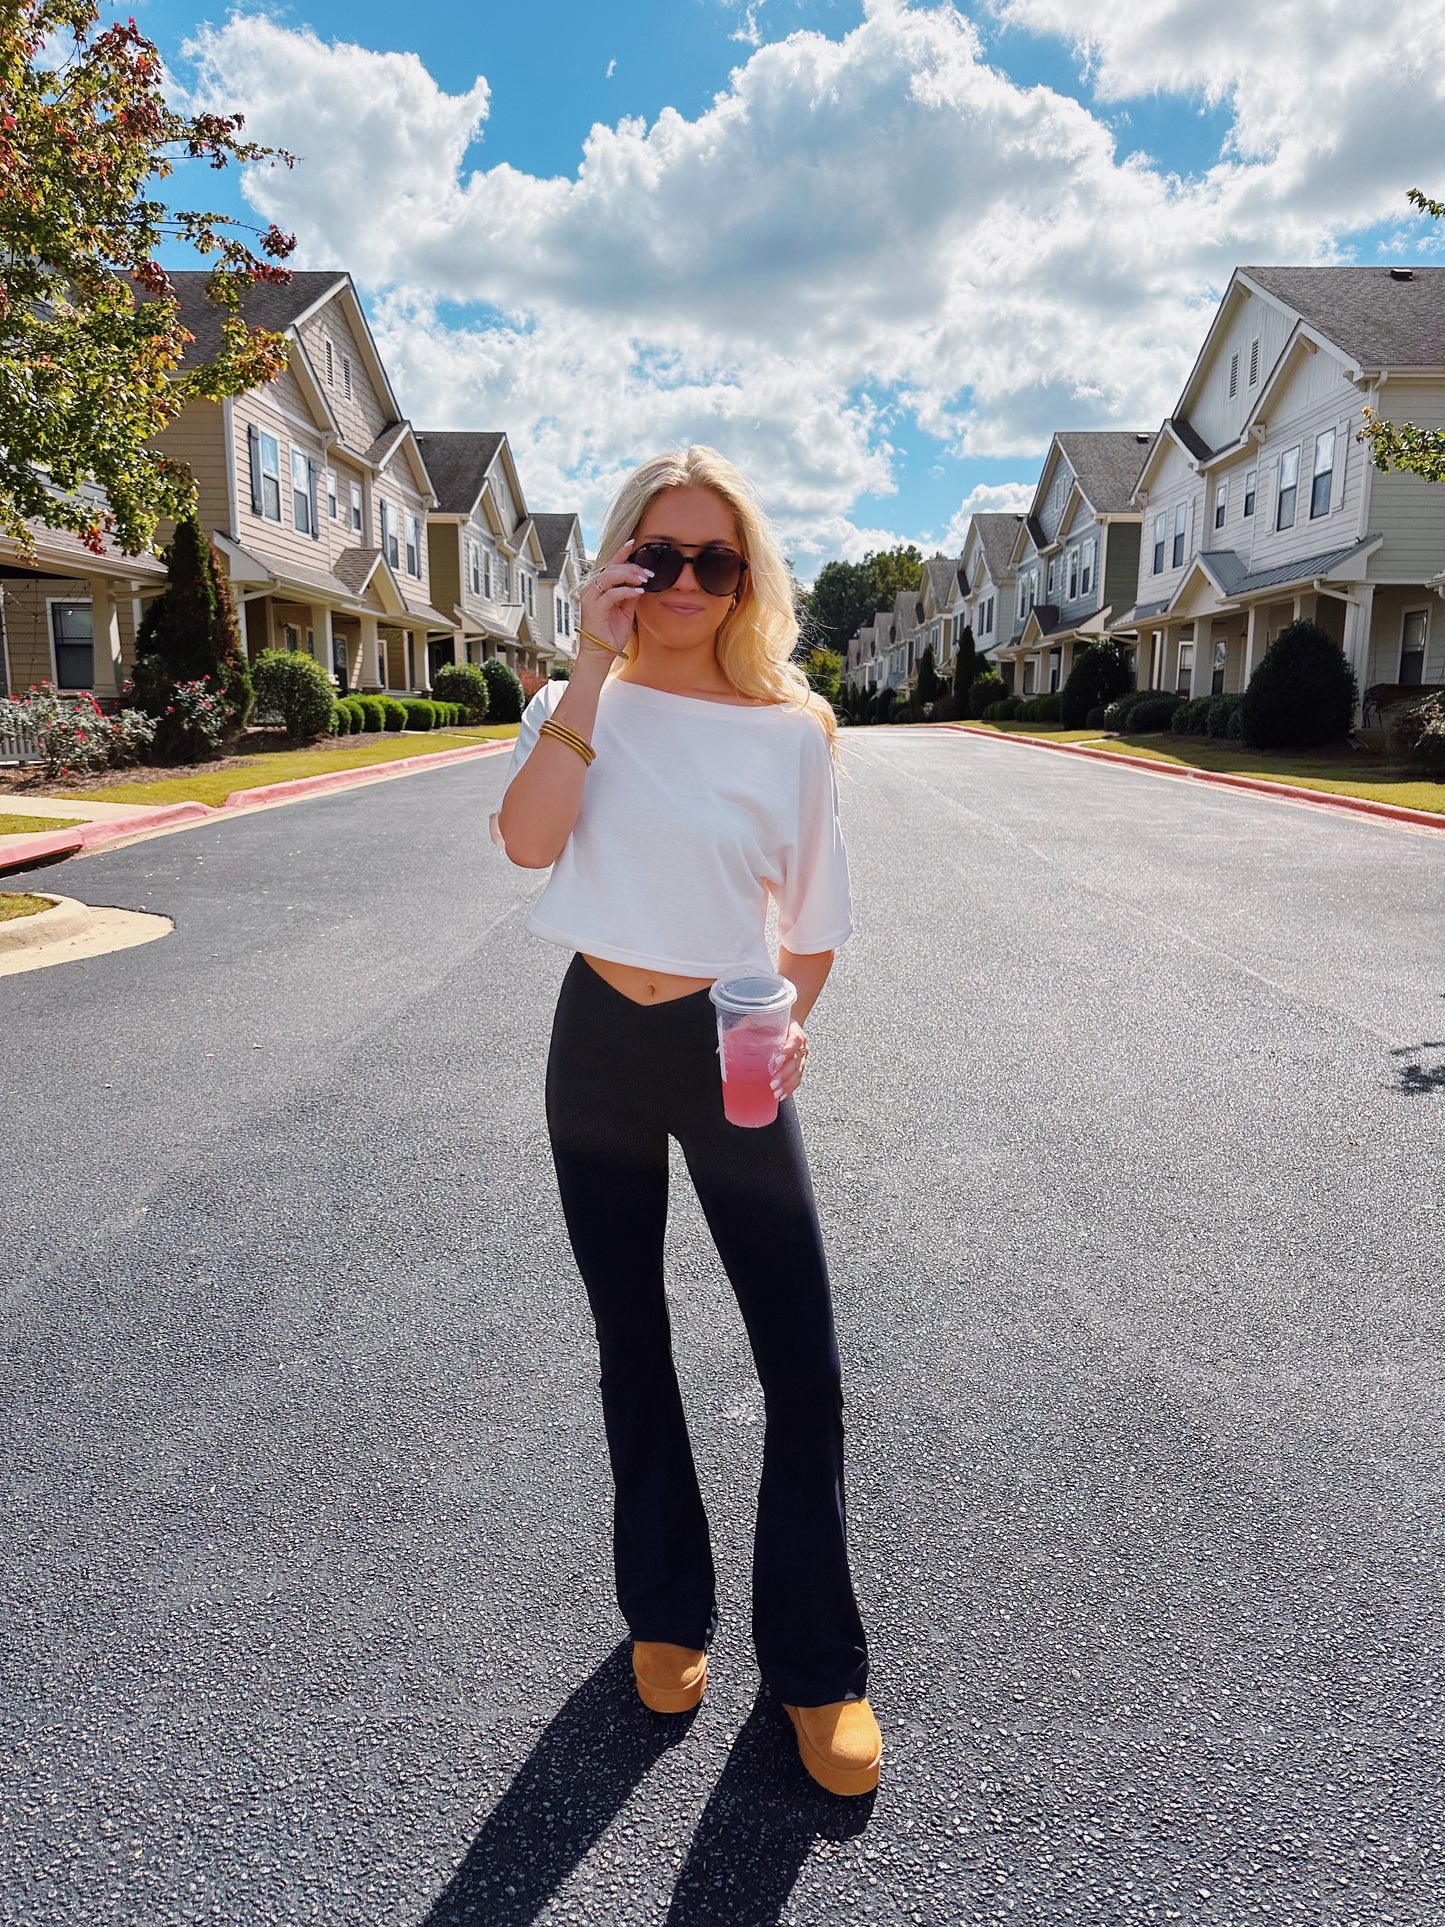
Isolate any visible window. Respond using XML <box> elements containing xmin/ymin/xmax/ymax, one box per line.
<box><xmin>1067</xmin><ymin>547</ymin><xmax>1079</xmax><ymax>600</ymax></box>
<box><xmin>342</xmin><ymin>355</ymin><xmax>353</xmax><ymax>400</ymax></box>
<box><xmin>1172</xmin><ymin>500</ymin><xmax>1187</xmax><ymax>570</ymax></box>
<box><xmin>556</xmin><ymin>595</ymin><xmax>564</xmax><ymax>634</ymax></box>
<box><xmin>1176</xmin><ymin>640</ymin><xmax>1194</xmax><ymax>694</ymax></box>
<box><xmin>468</xmin><ymin>541</ymin><xmax>481</xmax><ymax>596</ymax></box>
<box><xmin>1310</xmin><ymin>429</ymin><xmax>1336</xmax><ymax>518</ymax></box>
<box><xmin>380</xmin><ymin>499</ymin><xmax>399</xmax><ymax>569</ymax></box>
<box><xmin>350</xmin><ymin>480</ymin><xmax>362</xmax><ymax>533</ymax></box>
<box><xmin>1229</xmin><ymin>351</ymin><xmax>1239</xmax><ymax>400</ymax></box>
<box><xmin>1243</xmin><ymin>468</ymin><xmax>1256</xmax><ymax>518</ymax></box>
<box><xmin>498</xmin><ymin>553</ymin><xmax>510</xmax><ymax>599</ymax></box>
<box><xmin>983</xmin><ymin>594</ymin><xmax>994</xmax><ymax>634</ymax></box>
<box><xmin>291</xmin><ymin>448</ymin><xmax>311</xmax><ymax>534</ymax></box>
<box><xmin>1401</xmin><ymin>609</ymin><xmax>1428</xmax><ymax>685</ymax></box>
<box><xmin>1080</xmin><ymin>540</ymin><xmax>1095</xmax><ymax>598</ymax></box>
<box><xmin>1022</xmin><ymin>660</ymin><xmax>1037</xmax><ymax>694</ymax></box>
<box><xmin>526</xmin><ymin>573</ymin><xmax>535</xmax><ymax>616</ymax></box>
<box><xmin>325</xmin><ymin>340</ymin><xmax>334</xmax><ymax>386</ymax></box>
<box><xmin>1248</xmin><ymin>336</ymin><xmax>1260</xmax><ymax>386</ymax></box>
<box><xmin>1276</xmin><ymin>445</ymin><xmax>1300</xmax><ymax>530</ymax></box>
<box><xmin>51</xmin><ymin>601</ymin><xmax>94</xmax><ymax>688</ymax></box>
<box><xmin>258</xmin><ymin>431</ymin><xmax>281</xmax><ymax>522</ymax></box>
<box><xmin>283</xmin><ymin>623</ymin><xmax>300</xmax><ymax>650</ymax></box>
<box><xmin>483</xmin><ymin>549</ymin><xmax>493</xmax><ymax>599</ymax></box>
<box><xmin>1046</xmin><ymin>557</ymin><xmax>1057</xmax><ymax>599</ymax></box>
<box><xmin>326</xmin><ymin>470</ymin><xmax>338</xmax><ymax>520</ymax></box>
<box><xmin>405</xmin><ymin>512</ymin><xmax>420</xmax><ymax>578</ymax></box>
<box><xmin>1215</xmin><ymin>480</ymin><xmax>1229</xmax><ymax>530</ymax></box>
<box><xmin>1048</xmin><ymin>647</ymin><xmax>1061</xmax><ymax>694</ymax></box>
<box><xmin>1152</xmin><ymin>511</ymin><xmax>1166</xmax><ymax>574</ymax></box>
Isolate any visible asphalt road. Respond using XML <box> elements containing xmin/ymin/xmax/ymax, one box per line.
<box><xmin>2</xmin><ymin>730</ymin><xmax>1442</xmax><ymax>1927</ymax></box>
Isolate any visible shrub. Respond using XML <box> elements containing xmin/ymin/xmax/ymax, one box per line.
<box><xmin>251</xmin><ymin>649</ymin><xmax>335</xmax><ymax>742</ymax></box>
<box><xmin>982</xmin><ymin>699</ymin><xmax>1010</xmax><ymax>721</ymax></box>
<box><xmin>1124</xmin><ymin>694</ymin><xmax>1183</xmax><ymax>734</ymax></box>
<box><xmin>1103</xmin><ymin>689</ymin><xmax>1148</xmax><ymax>730</ymax></box>
<box><xmin>1241</xmin><ymin>619</ymin><xmax>1357</xmax><ymax>750</ymax></box>
<box><xmin>132</xmin><ymin>514</ymin><xmax>252</xmax><ymax>739</ymax></box>
<box><xmin>1085</xmin><ymin>704</ymin><xmax>1109</xmax><ymax>729</ymax></box>
<box><xmin>1001</xmin><ymin>696</ymin><xmax>1025</xmax><ymax>720</ymax></box>
<box><xmin>1172</xmin><ymin>696</ymin><xmax>1214</xmax><ymax>735</ymax></box>
<box><xmin>951</xmin><ymin>627</ymin><xmax>980</xmax><ymax>714</ymax></box>
<box><xmin>968</xmin><ymin>672</ymin><xmax>1006</xmax><ymax>717</ymax></box>
<box><xmin>128</xmin><ymin>659</ymin><xmax>231</xmax><ymax>761</ymax></box>
<box><xmin>355</xmin><ymin>695</ymin><xmax>386</xmax><ymax>733</ymax></box>
<box><xmin>1384</xmin><ymin>691</ymin><xmax>1445</xmax><ymax>773</ymax></box>
<box><xmin>1060</xmin><ymin>640</ymin><xmax>1134</xmax><ymax>727</ymax></box>
<box><xmin>929</xmin><ymin>693</ymin><xmax>955</xmax><ymax>722</ymax></box>
<box><xmin>382</xmin><ymin>697</ymin><xmax>407</xmax><ymax>732</ymax></box>
<box><xmin>431</xmin><ymin>662</ymin><xmax>490</xmax><ymax>722</ymax></box>
<box><xmin>403</xmin><ymin>699</ymin><xmax>437</xmax><ymax>731</ymax></box>
<box><xmin>1205</xmin><ymin>693</ymin><xmax>1239</xmax><ymax>739</ymax></box>
<box><xmin>0</xmin><ymin>684</ymin><xmax>156</xmax><ymax>778</ymax></box>
<box><xmin>480</xmin><ymin>658</ymin><xmax>525</xmax><ymax>724</ymax></box>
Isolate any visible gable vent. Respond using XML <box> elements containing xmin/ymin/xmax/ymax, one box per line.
<box><xmin>1390</xmin><ymin>266</ymin><xmax>1415</xmax><ymax>282</ymax></box>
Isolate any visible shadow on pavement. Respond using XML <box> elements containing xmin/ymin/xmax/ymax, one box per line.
<box><xmin>419</xmin><ymin>1640</ymin><xmax>692</xmax><ymax>1926</ymax></box>
<box><xmin>665</xmin><ymin>1690</ymin><xmax>875</xmax><ymax>1927</ymax></box>
<box><xmin>1389</xmin><ymin>1036</ymin><xmax>1445</xmax><ymax>1094</ymax></box>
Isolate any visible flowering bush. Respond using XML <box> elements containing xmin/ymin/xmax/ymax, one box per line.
<box><xmin>1385</xmin><ymin>691</ymin><xmax>1445</xmax><ymax>774</ymax></box>
<box><xmin>0</xmin><ymin>684</ymin><xmax>155</xmax><ymax>779</ymax></box>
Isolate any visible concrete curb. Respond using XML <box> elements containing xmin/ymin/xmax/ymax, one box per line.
<box><xmin>0</xmin><ymin>893</ymin><xmax>89</xmax><ymax>952</ymax></box>
<box><xmin>0</xmin><ymin>737</ymin><xmax>514</xmax><ymax>874</ymax></box>
<box><xmin>945</xmin><ymin>724</ymin><xmax>1445</xmax><ymax>835</ymax></box>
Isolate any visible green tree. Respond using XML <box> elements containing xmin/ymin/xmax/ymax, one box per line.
<box><xmin>803</xmin><ymin>645</ymin><xmax>843</xmax><ymax>703</ymax></box>
<box><xmin>1060</xmin><ymin>639</ymin><xmax>1133</xmax><ymax>727</ymax></box>
<box><xmin>0</xmin><ymin>0</ymin><xmax>296</xmax><ymax>557</ymax></box>
<box><xmin>950</xmin><ymin>624</ymin><xmax>980</xmax><ymax>713</ymax></box>
<box><xmin>801</xmin><ymin>545</ymin><xmax>929</xmax><ymax>656</ymax></box>
<box><xmin>913</xmin><ymin>643</ymin><xmax>940</xmax><ymax>717</ymax></box>
<box><xmin>1360</xmin><ymin>189</ymin><xmax>1445</xmax><ymax>483</ymax></box>
<box><xmin>131</xmin><ymin>513</ymin><xmax>252</xmax><ymax>745</ymax></box>
<box><xmin>870</xmin><ymin>544</ymin><xmax>924</xmax><ymax>605</ymax></box>
<box><xmin>1241</xmin><ymin>619</ymin><xmax>1357</xmax><ymax>749</ymax></box>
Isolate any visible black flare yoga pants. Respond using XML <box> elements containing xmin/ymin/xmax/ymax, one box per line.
<box><xmin>544</xmin><ymin>951</ymin><xmax>868</xmax><ymax>1708</ymax></box>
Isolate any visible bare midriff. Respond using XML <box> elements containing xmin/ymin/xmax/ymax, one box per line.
<box><xmin>580</xmin><ymin>953</ymin><xmax>715</xmax><ymax>1005</ymax></box>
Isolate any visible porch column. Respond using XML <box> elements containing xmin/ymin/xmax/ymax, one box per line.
<box><xmin>1243</xmin><ymin>604</ymin><xmax>1261</xmax><ymax>685</ymax></box>
<box><xmin>85</xmin><ymin>574</ymin><xmax>124</xmax><ymax>697</ymax></box>
<box><xmin>1343</xmin><ymin>586</ymin><xmax>1375</xmax><ymax>716</ymax></box>
<box><xmin>359</xmin><ymin>614</ymin><xmax>381</xmax><ymax>689</ymax></box>
<box><xmin>309</xmin><ymin>603</ymin><xmax>333</xmax><ymax>675</ymax></box>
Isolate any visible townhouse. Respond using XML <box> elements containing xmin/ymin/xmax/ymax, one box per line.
<box><xmin>958</xmin><ymin>514</ymin><xmax>1022</xmax><ymax>671</ymax></box>
<box><xmin>531</xmin><ymin>513</ymin><xmax>588</xmax><ymax>673</ymax></box>
<box><xmin>0</xmin><ymin>514</ymin><xmax>167</xmax><ymax>701</ymax></box>
<box><xmin>156</xmin><ymin>272</ymin><xmax>456</xmax><ymax>696</ymax></box>
<box><xmin>913</xmin><ymin>556</ymin><xmax>967</xmax><ymax>676</ymax></box>
<box><xmin>1113</xmin><ymin>266</ymin><xmax>1445</xmax><ymax>707</ymax></box>
<box><xmin>990</xmin><ymin>432</ymin><xmax>1153</xmax><ymax>696</ymax></box>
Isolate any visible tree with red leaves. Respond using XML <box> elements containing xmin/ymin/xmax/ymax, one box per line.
<box><xmin>0</xmin><ymin>0</ymin><xmax>297</xmax><ymax>557</ymax></box>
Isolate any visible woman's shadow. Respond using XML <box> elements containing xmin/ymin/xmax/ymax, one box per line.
<box><xmin>420</xmin><ymin>1645</ymin><xmax>873</xmax><ymax>1927</ymax></box>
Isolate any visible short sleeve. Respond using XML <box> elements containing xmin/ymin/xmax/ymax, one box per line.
<box><xmin>775</xmin><ymin>719</ymin><xmax>852</xmax><ymax>953</ymax></box>
<box><xmin>489</xmin><ymin>682</ymin><xmax>565</xmax><ymax>855</ymax></box>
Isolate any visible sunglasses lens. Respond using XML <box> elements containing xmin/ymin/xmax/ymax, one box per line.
<box><xmin>633</xmin><ymin>543</ymin><xmax>684</xmax><ymax>591</ymax></box>
<box><xmin>695</xmin><ymin>548</ymin><xmax>746</xmax><ymax>597</ymax></box>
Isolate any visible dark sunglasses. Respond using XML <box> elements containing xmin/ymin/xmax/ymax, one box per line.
<box><xmin>633</xmin><ymin>540</ymin><xmax>749</xmax><ymax>599</ymax></box>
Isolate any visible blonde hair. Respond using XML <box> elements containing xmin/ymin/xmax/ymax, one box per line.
<box><xmin>589</xmin><ymin>446</ymin><xmax>839</xmax><ymax>757</ymax></box>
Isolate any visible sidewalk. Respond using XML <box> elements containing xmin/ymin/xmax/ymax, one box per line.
<box><xmin>943</xmin><ymin>723</ymin><xmax>1445</xmax><ymax>834</ymax></box>
<box><xmin>0</xmin><ymin>737</ymin><xmax>513</xmax><ymax>875</ymax></box>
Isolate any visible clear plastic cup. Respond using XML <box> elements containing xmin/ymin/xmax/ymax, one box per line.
<box><xmin>708</xmin><ymin>971</ymin><xmax>796</xmax><ymax>1128</ymax></box>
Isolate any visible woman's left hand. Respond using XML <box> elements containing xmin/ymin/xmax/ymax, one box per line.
<box><xmin>770</xmin><ymin>1019</ymin><xmax>809</xmax><ymax>1101</ymax></box>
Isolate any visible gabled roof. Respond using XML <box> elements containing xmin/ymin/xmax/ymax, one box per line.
<box><xmin>1167</xmin><ymin>417</ymin><xmax>1214</xmax><ymax>465</ymax></box>
<box><xmin>532</xmin><ymin>511</ymin><xmax>584</xmax><ymax>578</ymax></box>
<box><xmin>967</xmin><ymin>513</ymin><xmax>1023</xmax><ymax>583</ymax></box>
<box><xmin>923</xmin><ymin>554</ymin><xmax>961</xmax><ymax>603</ymax></box>
<box><xmin>413</xmin><ymin>431</ymin><xmax>507</xmax><ymax>515</ymax></box>
<box><xmin>1054</xmin><ymin>431</ymin><xmax>1156</xmax><ymax>513</ymax></box>
<box><xmin>1241</xmin><ymin>266</ymin><xmax>1445</xmax><ymax>370</ymax></box>
<box><xmin>159</xmin><ymin>271</ymin><xmax>349</xmax><ymax>369</ymax></box>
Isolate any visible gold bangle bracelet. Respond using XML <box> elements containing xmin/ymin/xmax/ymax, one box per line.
<box><xmin>579</xmin><ymin>627</ymin><xmax>624</xmax><ymax>658</ymax></box>
<box><xmin>539</xmin><ymin>718</ymin><xmax>595</xmax><ymax>765</ymax></box>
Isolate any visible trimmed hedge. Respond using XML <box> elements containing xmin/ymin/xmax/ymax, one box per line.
<box><xmin>1060</xmin><ymin>640</ymin><xmax>1134</xmax><ymax>728</ymax></box>
<box><xmin>251</xmin><ymin>649</ymin><xmax>335</xmax><ymax>742</ymax></box>
<box><xmin>382</xmin><ymin>697</ymin><xmax>408</xmax><ymax>732</ymax></box>
<box><xmin>355</xmin><ymin>695</ymin><xmax>386</xmax><ymax>732</ymax></box>
<box><xmin>1207</xmin><ymin>693</ymin><xmax>1244</xmax><ymax>739</ymax></box>
<box><xmin>480</xmin><ymin>657</ymin><xmax>525</xmax><ymax>725</ymax></box>
<box><xmin>1124</xmin><ymin>693</ymin><xmax>1184</xmax><ymax>734</ymax></box>
<box><xmin>403</xmin><ymin>699</ymin><xmax>437</xmax><ymax>731</ymax></box>
<box><xmin>1085</xmin><ymin>704</ymin><xmax>1109</xmax><ymax>729</ymax></box>
<box><xmin>1172</xmin><ymin>695</ymin><xmax>1214</xmax><ymax>735</ymax></box>
<box><xmin>968</xmin><ymin>672</ymin><xmax>1007</xmax><ymax>717</ymax></box>
<box><xmin>1241</xmin><ymin>619</ymin><xmax>1357</xmax><ymax>750</ymax></box>
<box><xmin>431</xmin><ymin>661</ymin><xmax>490</xmax><ymax>722</ymax></box>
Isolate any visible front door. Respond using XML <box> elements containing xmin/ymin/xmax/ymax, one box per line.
<box><xmin>427</xmin><ymin>637</ymin><xmax>455</xmax><ymax>686</ymax></box>
<box><xmin>331</xmin><ymin>631</ymin><xmax>349</xmax><ymax>694</ymax></box>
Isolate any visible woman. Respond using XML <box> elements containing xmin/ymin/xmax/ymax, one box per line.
<box><xmin>490</xmin><ymin>446</ymin><xmax>880</xmax><ymax>1798</ymax></box>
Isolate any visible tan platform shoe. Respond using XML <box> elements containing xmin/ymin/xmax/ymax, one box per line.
<box><xmin>783</xmin><ymin>1697</ymin><xmax>882</xmax><ymax>1796</ymax></box>
<box><xmin>632</xmin><ymin>1641</ymin><xmax>708</xmax><ymax>1713</ymax></box>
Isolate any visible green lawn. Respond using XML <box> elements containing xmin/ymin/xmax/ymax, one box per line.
<box><xmin>0</xmin><ymin>893</ymin><xmax>53</xmax><ymax>920</ymax></box>
<box><xmin>60</xmin><ymin>725</ymin><xmax>519</xmax><ymax>810</ymax></box>
<box><xmin>0</xmin><ymin>813</ymin><xmax>86</xmax><ymax>836</ymax></box>
<box><xmin>1100</xmin><ymin>734</ymin><xmax>1445</xmax><ymax>816</ymax></box>
<box><xmin>956</xmin><ymin>722</ymin><xmax>1114</xmax><ymax>745</ymax></box>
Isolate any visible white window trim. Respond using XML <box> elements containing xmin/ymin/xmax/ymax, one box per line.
<box><xmin>1215</xmin><ymin>479</ymin><xmax>1229</xmax><ymax>530</ymax></box>
<box><xmin>47</xmin><ymin>595</ymin><xmax>95</xmax><ymax>691</ymax></box>
<box><xmin>1243</xmin><ymin>467</ymin><xmax>1257</xmax><ymax>518</ymax></box>
<box><xmin>1310</xmin><ymin>428</ymin><xmax>1336</xmax><ymax>520</ymax></box>
<box><xmin>1277</xmin><ymin>445</ymin><xmax>1301</xmax><ymax>531</ymax></box>
<box><xmin>259</xmin><ymin>431</ymin><xmax>282</xmax><ymax>524</ymax></box>
<box><xmin>1400</xmin><ymin>608</ymin><xmax>1430</xmax><ymax>682</ymax></box>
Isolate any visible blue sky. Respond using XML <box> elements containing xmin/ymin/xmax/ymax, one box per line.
<box><xmin>135</xmin><ymin>0</ymin><xmax>1445</xmax><ymax>571</ymax></box>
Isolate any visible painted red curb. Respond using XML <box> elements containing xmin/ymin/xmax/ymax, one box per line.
<box><xmin>223</xmin><ymin>737</ymin><xmax>512</xmax><ymax>810</ymax></box>
<box><xmin>947</xmin><ymin>725</ymin><xmax>1445</xmax><ymax>834</ymax></box>
<box><xmin>0</xmin><ymin>829</ymin><xmax>86</xmax><ymax>871</ymax></box>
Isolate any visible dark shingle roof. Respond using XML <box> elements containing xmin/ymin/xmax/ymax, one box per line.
<box><xmin>924</xmin><ymin>554</ymin><xmax>961</xmax><ymax>602</ymax></box>
<box><xmin>333</xmin><ymin>547</ymin><xmax>382</xmax><ymax>596</ymax></box>
<box><xmin>1168</xmin><ymin>418</ymin><xmax>1214</xmax><ymax>464</ymax></box>
<box><xmin>157</xmin><ymin>270</ymin><xmax>348</xmax><ymax>368</ymax></box>
<box><xmin>1242</xmin><ymin>266</ymin><xmax>1445</xmax><ymax>368</ymax></box>
<box><xmin>532</xmin><ymin>512</ymin><xmax>583</xmax><ymax>577</ymax></box>
<box><xmin>971</xmin><ymin>512</ymin><xmax>1023</xmax><ymax>581</ymax></box>
<box><xmin>1056</xmin><ymin>431</ymin><xmax>1156</xmax><ymax>512</ymax></box>
<box><xmin>413</xmin><ymin>431</ymin><xmax>506</xmax><ymax>514</ymax></box>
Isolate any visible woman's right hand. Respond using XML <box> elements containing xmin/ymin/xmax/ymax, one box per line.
<box><xmin>578</xmin><ymin>539</ymin><xmax>653</xmax><ymax>661</ymax></box>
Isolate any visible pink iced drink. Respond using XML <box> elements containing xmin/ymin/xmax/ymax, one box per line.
<box><xmin>720</xmin><ymin>1028</ymin><xmax>782</xmax><ymax>1128</ymax></box>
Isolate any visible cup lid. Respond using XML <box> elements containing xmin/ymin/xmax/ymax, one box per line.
<box><xmin>709</xmin><ymin>972</ymin><xmax>796</xmax><ymax>1013</ymax></box>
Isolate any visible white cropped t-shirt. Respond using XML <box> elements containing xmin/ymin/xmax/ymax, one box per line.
<box><xmin>488</xmin><ymin>676</ymin><xmax>852</xmax><ymax>975</ymax></box>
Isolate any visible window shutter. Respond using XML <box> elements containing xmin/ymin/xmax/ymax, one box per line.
<box><xmin>248</xmin><ymin>425</ymin><xmax>263</xmax><ymax>516</ymax></box>
<box><xmin>307</xmin><ymin>459</ymin><xmax>320</xmax><ymax>541</ymax></box>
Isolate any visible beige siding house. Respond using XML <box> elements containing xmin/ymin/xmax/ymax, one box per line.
<box><xmin>531</xmin><ymin>513</ymin><xmax>587</xmax><ymax>672</ymax></box>
<box><xmin>415</xmin><ymin>432</ymin><xmax>549</xmax><ymax>677</ymax></box>
<box><xmin>0</xmin><ymin>513</ymin><xmax>167</xmax><ymax>703</ymax></box>
<box><xmin>154</xmin><ymin>271</ymin><xmax>456</xmax><ymax>696</ymax></box>
<box><xmin>1116</xmin><ymin>266</ymin><xmax>1445</xmax><ymax>708</ymax></box>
